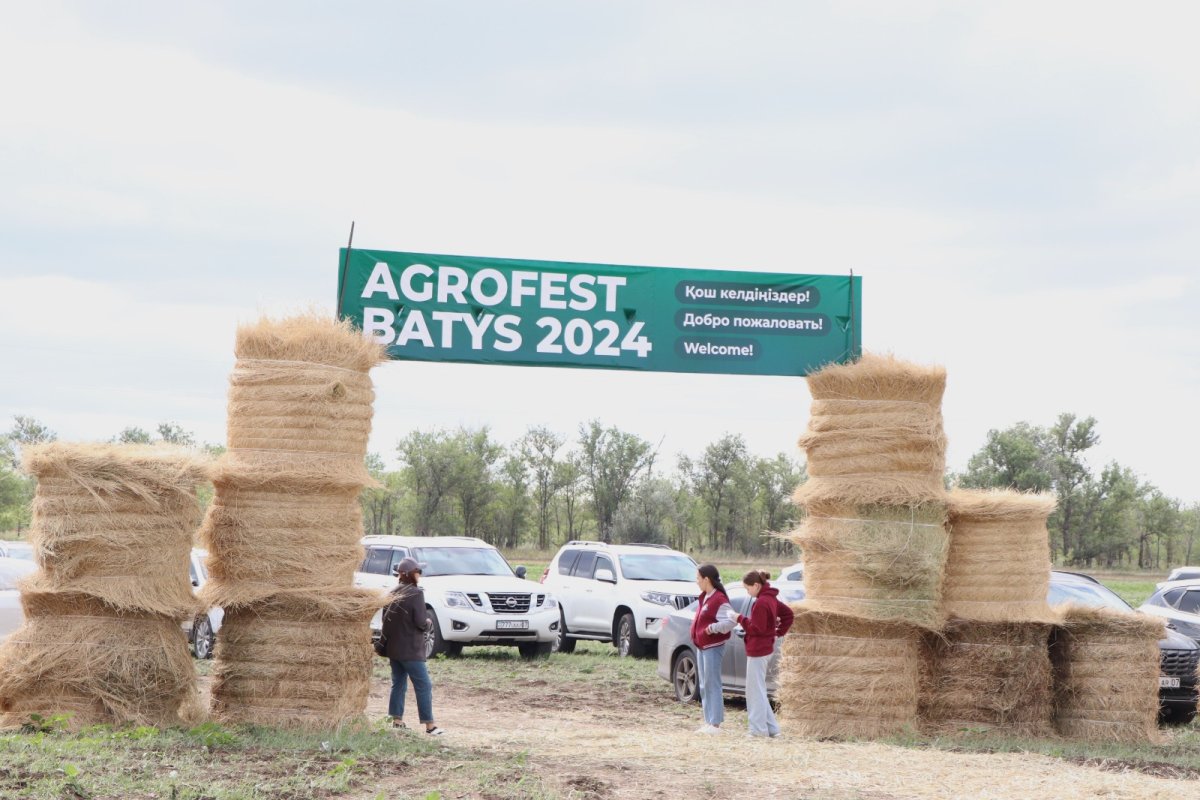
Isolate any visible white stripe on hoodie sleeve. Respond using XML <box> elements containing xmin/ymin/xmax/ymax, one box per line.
<box><xmin>706</xmin><ymin>601</ymin><xmax>737</xmax><ymax>634</ymax></box>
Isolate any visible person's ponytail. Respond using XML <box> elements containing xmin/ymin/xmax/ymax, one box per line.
<box><xmin>741</xmin><ymin>569</ymin><xmax>771</xmax><ymax>586</ymax></box>
<box><xmin>697</xmin><ymin>563</ymin><xmax>727</xmax><ymax>597</ymax></box>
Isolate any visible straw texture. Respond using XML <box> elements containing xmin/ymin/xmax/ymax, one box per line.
<box><xmin>208</xmin><ymin>591</ymin><xmax>377</xmax><ymax>728</ymax></box>
<box><xmin>205</xmin><ymin>313</ymin><xmax>386</xmax><ymax>729</ymax></box>
<box><xmin>919</xmin><ymin>621</ymin><xmax>1055</xmax><ymax>736</ymax></box>
<box><xmin>942</xmin><ymin>490</ymin><xmax>1057</xmax><ymax>623</ymax></box>
<box><xmin>778</xmin><ymin>607</ymin><xmax>922</xmax><ymax>739</ymax></box>
<box><xmin>1052</xmin><ymin>605</ymin><xmax>1164</xmax><ymax>743</ymax></box>
<box><xmin>794</xmin><ymin>355</ymin><xmax>948</xmax><ymax>508</ymax></box>
<box><xmin>0</xmin><ymin>443</ymin><xmax>208</xmax><ymax>729</ymax></box>
<box><xmin>790</xmin><ymin>504</ymin><xmax>948</xmax><ymax>629</ymax></box>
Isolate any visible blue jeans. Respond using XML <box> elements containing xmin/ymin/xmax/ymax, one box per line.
<box><xmin>696</xmin><ymin>644</ymin><xmax>725</xmax><ymax>726</ymax></box>
<box><xmin>389</xmin><ymin>659</ymin><xmax>434</xmax><ymax>724</ymax></box>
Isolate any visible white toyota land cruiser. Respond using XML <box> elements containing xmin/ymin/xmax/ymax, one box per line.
<box><xmin>540</xmin><ymin>541</ymin><xmax>698</xmax><ymax>657</ymax></box>
<box><xmin>354</xmin><ymin>535</ymin><xmax>560</xmax><ymax>658</ymax></box>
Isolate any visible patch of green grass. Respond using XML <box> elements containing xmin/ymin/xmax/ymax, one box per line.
<box><xmin>0</xmin><ymin>718</ymin><xmax>448</xmax><ymax>800</ymax></box>
<box><xmin>887</xmin><ymin>721</ymin><xmax>1200</xmax><ymax>774</ymax></box>
<box><xmin>1101</xmin><ymin>579</ymin><xmax>1160</xmax><ymax>607</ymax></box>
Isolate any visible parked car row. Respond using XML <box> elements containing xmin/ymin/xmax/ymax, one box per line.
<box><xmin>540</xmin><ymin>541</ymin><xmax>701</xmax><ymax>657</ymax></box>
<box><xmin>656</xmin><ymin>570</ymin><xmax>1200</xmax><ymax>725</ymax></box>
<box><xmin>354</xmin><ymin>535</ymin><xmax>560</xmax><ymax>659</ymax></box>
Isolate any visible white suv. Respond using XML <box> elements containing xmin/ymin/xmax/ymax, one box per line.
<box><xmin>541</xmin><ymin>541</ymin><xmax>698</xmax><ymax>657</ymax></box>
<box><xmin>354</xmin><ymin>535</ymin><xmax>560</xmax><ymax>659</ymax></box>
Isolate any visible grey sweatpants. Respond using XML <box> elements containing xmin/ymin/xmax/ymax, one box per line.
<box><xmin>745</xmin><ymin>654</ymin><xmax>779</xmax><ymax>736</ymax></box>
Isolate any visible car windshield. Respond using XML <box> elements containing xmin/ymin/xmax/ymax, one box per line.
<box><xmin>618</xmin><ymin>554</ymin><xmax>696</xmax><ymax>581</ymax></box>
<box><xmin>412</xmin><ymin>547</ymin><xmax>513</xmax><ymax>577</ymax></box>
<box><xmin>1047</xmin><ymin>578</ymin><xmax>1132</xmax><ymax>613</ymax></box>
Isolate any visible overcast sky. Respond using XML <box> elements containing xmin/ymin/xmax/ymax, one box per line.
<box><xmin>1</xmin><ymin>1</ymin><xmax>1197</xmax><ymax>502</ymax></box>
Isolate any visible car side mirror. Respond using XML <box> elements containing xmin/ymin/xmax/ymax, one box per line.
<box><xmin>515</xmin><ymin>565</ymin><xmax>527</xmax><ymax>579</ymax></box>
<box><xmin>594</xmin><ymin>568</ymin><xmax>616</xmax><ymax>584</ymax></box>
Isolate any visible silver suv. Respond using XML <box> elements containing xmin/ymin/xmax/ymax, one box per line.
<box><xmin>540</xmin><ymin>541</ymin><xmax>698</xmax><ymax>657</ymax></box>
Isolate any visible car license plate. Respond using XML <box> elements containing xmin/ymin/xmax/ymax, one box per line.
<box><xmin>496</xmin><ymin>620</ymin><xmax>528</xmax><ymax>630</ymax></box>
<box><xmin>1160</xmin><ymin>676</ymin><xmax>1181</xmax><ymax>689</ymax></box>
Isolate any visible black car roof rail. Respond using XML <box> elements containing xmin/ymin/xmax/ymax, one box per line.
<box><xmin>1051</xmin><ymin>569</ymin><xmax>1102</xmax><ymax>585</ymax></box>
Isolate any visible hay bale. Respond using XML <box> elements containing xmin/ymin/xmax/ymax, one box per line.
<box><xmin>790</xmin><ymin>504</ymin><xmax>948</xmax><ymax>629</ymax></box>
<box><xmin>0</xmin><ymin>593</ymin><xmax>201</xmax><ymax>729</ymax></box>
<box><xmin>1052</xmin><ymin>605</ymin><xmax>1164</xmax><ymax>743</ymax></box>
<box><xmin>943</xmin><ymin>490</ymin><xmax>1057</xmax><ymax>623</ymax></box>
<box><xmin>197</xmin><ymin>485</ymin><xmax>365</xmax><ymax>605</ymax></box>
<box><xmin>919</xmin><ymin>621</ymin><xmax>1055</xmax><ymax>736</ymax></box>
<box><xmin>226</xmin><ymin>313</ymin><xmax>386</xmax><ymax>457</ymax></box>
<box><xmin>208</xmin><ymin>591</ymin><xmax>377</xmax><ymax>729</ymax></box>
<box><xmin>778</xmin><ymin>607</ymin><xmax>922</xmax><ymax>738</ymax></box>
<box><xmin>20</xmin><ymin>444</ymin><xmax>208</xmax><ymax>617</ymax></box>
<box><xmin>794</xmin><ymin>354</ymin><xmax>948</xmax><ymax>508</ymax></box>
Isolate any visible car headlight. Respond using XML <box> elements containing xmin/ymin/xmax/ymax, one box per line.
<box><xmin>641</xmin><ymin>591</ymin><xmax>674</xmax><ymax>606</ymax></box>
<box><xmin>542</xmin><ymin>596</ymin><xmax>558</xmax><ymax>610</ymax></box>
<box><xmin>443</xmin><ymin>591</ymin><xmax>473</xmax><ymax>609</ymax></box>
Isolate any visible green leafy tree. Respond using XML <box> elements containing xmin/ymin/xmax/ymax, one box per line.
<box><xmin>361</xmin><ymin>453</ymin><xmax>404</xmax><ymax>537</ymax></box>
<box><xmin>611</xmin><ymin>476</ymin><xmax>686</xmax><ymax>546</ymax></box>
<box><xmin>114</xmin><ymin>427</ymin><xmax>154</xmax><ymax>444</ymax></box>
<box><xmin>552</xmin><ymin>453</ymin><xmax>587</xmax><ymax>543</ymax></box>
<box><xmin>156</xmin><ymin>421</ymin><xmax>197</xmax><ymax>447</ymax></box>
<box><xmin>493</xmin><ymin>454</ymin><xmax>530</xmax><ymax>549</ymax></box>
<box><xmin>680</xmin><ymin>434</ymin><xmax>752</xmax><ymax>552</ymax></box>
<box><xmin>959</xmin><ymin>422</ymin><xmax>1053</xmax><ymax>492</ymax></box>
<box><xmin>1047</xmin><ymin>413</ymin><xmax>1100</xmax><ymax>561</ymax></box>
<box><xmin>519</xmin><ymin>426</ymin><xmax>566</xmax><ymax>550</ymax></box>
<box><xmin>577</xmin><ymin>421</ymin><xmax>655</xmax><ymax>542</ymax></box>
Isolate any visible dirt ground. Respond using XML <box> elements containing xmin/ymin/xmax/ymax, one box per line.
<box><xmin>355</xmin><ymin>663</ymin><xmax>1196</xmax><ymax>800</ymax></box>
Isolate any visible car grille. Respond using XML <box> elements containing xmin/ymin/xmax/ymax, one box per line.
<box><xmin>1161</xmin><ymin>649</ymin><xmax>1200</xmax><ymax>678</ymax></box>
<box><xmin>672</xmin><ymin>594</ymin><xmax>696</xmax><ymax>610</ymax></box>
<box><xmin>487</xmin><ymin>592</ymin><xmax>531</xmax><ymax>614</ymax></box>
<box><xmin>466</xmin><ymin>593</ymin><xmax>483</xmax><ymax>607</ymax></box>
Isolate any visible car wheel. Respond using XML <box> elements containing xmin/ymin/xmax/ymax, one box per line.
<box><xmin>519</xmin><ymin>641</ymin><xmax>554</xmax><ymax>660</ymax></box>
<box><xmin>673</xmin><ymin>649</ymin><xmax>699</xmax><ymax>703</ymax></box>
<box><xmin>1161</xmin><ymin>703</ymin><xmax>1197</xmax><ymax>726</ymax></box>
<box><xmin>192</xmin><ymin>615</ymin><xmax>215</xmax><ymax>660</ymax></box>
<box><xmin>425</xmin><ymin>607</ymin><xmax>447</xmax><ymax>658</ymax></box>
<box><xmin>554</xmin><ymin>609</ymin><xmax>577</xmax><ymax>654</ymax></box>
<box><xmin>616</xmin><ymin>612</ymin><xmax>648</xmax><ymax>658</ymax></box>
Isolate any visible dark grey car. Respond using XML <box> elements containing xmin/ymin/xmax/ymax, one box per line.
<box><xmin>655</xmin><ymin>583</ymin><xmax>805</xmax><ymax>702</ymax></box>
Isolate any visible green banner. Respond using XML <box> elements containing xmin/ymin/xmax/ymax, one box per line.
<box><xmin>337</xmin><ymin>249</ymin><xmax>862</xmax><ymax>377</ymax></box>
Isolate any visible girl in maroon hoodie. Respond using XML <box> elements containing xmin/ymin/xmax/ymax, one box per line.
<box><xmin>734</xmin><ymin>570</ymin><xmax>794</xmax><ymax>737</ymax></box>
<box><xmin>689</xmin><ymin>564</ymin><xmax>737</xmax><ymax>733</ymax></box>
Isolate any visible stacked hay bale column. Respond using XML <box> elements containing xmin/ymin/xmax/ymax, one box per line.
<box><xmin>1053</xmin><ymin>607</ymin><xmax>1164</xmax><ymax>743</ymax></box>
<box><xmin>782</xmin><ymin>355</ymin><xmax>949</xmax><ymax>738</ymax></box>
<box><xmin>0</xmin><ymin>444</ymin><xmax>208</xmax><ymax>728</ymax></box>
<box><xmin>920</xmin><ymin>490</ymin><xmax>1059</xmax><ymax>736</ymax></box>
<box><xmin>200</xmin><ymin>315</ymin><xmax>386</xmax><ymax>728</ymax></box>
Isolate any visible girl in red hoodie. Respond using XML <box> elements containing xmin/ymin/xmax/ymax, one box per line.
<box><xmin>735</xmin><ymin>570</ymin><xmax>794</xmax><ymax>737</ymax></box>
<box><xmin>689</xmin><ymin>564</ymin><xmax>737</xmax><ymax>733</ymax></box>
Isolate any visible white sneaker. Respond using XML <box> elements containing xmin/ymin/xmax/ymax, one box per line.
<box><xmin>696</xmin><ymin>724</ymin><xmax>721</xmax><ymax>734</ymax></box>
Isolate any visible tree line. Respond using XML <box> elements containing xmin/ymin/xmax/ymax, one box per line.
<box><xmin>952</xmin><ymin>412</ymin><xmax>1199</xmax><ymax>570</ymax></box>
<box><xmin>363</xmin><ymin>421</ymin><xmax>805</xmax><ymax>556</ymax></box>
<box><xmin>2</xmin><ymin>412</ymin><xmax>1197</xmax><ymax>569</ymax></box>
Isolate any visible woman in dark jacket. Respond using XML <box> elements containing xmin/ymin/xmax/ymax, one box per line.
<box><xmin>380</xmin><ymin>557</ymin><xmax>444</xmax><ymax>735</ymax></box>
